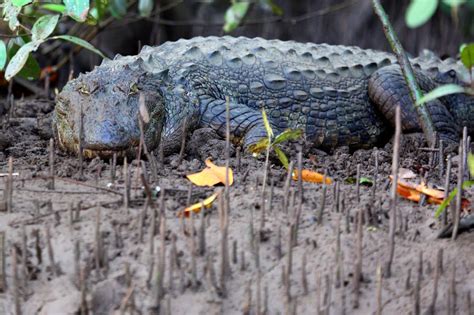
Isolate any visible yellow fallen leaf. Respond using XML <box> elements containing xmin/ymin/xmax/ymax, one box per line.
<box><xmin>292</xmin><ymin>169</ymin><xmax>332</xmax><ymax>184</ymax></box>
<box><xmin>205</xmin><ymin>159</ymin><xmax>234</xmax><ymax>185</ymax></box>
<box><xmin>186</xmin><ymin>159</ymin><xmax>234</xmax><ymax>187</ymax></box>
<box><xmin>186</xmin><ymin>168</ymin><xmax>222</xmax><ymax>186</ymax></box>
<box><xmin>181</xmin><ymin>193</ymin><xmax>218</xmax><ymax>217</ymax></box>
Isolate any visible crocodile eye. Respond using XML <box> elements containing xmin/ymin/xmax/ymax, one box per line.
<box><xmin>129</xmin><ymin>82</ymin><xmax>139</xmax><ymax>95</ymax></box>
<box><xmin>448</xmin><ymin>70</ymin><xmax>456</xmax><ymax>78</ymax></box>
<box><xmin>78</xmin><ymin>85</ymin><xmax>90</xmax><ymax>95</ymax></box>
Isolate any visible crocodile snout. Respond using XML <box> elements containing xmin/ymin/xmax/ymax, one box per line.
<box><xmin>82</xmin><ymin>119</ymin><xmax>140</xmax><ymax>152</ymax></box>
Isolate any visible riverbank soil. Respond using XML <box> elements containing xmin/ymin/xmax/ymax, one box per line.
<box><xmin>0</xmin><ymin>97</ymin><xmax>472</xmax><ymax>314</ymax></box>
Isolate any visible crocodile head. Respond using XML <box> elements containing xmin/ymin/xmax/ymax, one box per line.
<box><xmin>54</xmin><ymin>58</ymin><xmax>165</xmax><ymax>159</ymax></box>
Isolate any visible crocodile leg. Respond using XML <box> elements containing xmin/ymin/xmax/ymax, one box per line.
<box><xmin>368</xmin><ymin>64</ymin><xmax>460</xmax><ymax>143</ymax></box>
<box><xmin>199</xmin><ymin>96</ymin><xmax>278</xmax><ymax>149</ymax></box>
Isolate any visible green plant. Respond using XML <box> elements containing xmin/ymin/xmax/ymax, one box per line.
<box><xmin>417</xmin><ymin>43</ymin><xmax>474</xmax><ymax>105</ymax></box>
<box><xmin>223</xmin><ymin>0</ymin><xmax>282</xmax><ymax>33</ymax></box>
<box><xmin>415</xmin><ymin>42</ymin><xmax>473</xmax><ymax>218</ymax></box>
<box><xmin>249</xmin><ymin>108</ymin><xmax>303</xmax><ymax>169</ymax></box>
<box><xmin>405</xmin><ymin>0</ymin><xmax>474</xmax><ymax>28</ymax></box>
<box><xmin>0</xmin><ymin>0</ymin><xmax>159</xmax><ymax>81</ymax></box>
<box><xmin>435</xmin><ymin>152</ymin><xmax>474</xmax><ymax>218</ymax></box>
<box><xmin>1</xmin><ymin>1</ymin><xmax>106</xmax><ymax>80</ymax></box>
<box><xmin>0</xmin><ymin>0</ymin><xmax>284</xmax><ymax>81</ymax></box>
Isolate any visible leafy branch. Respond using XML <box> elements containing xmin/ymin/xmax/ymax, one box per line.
<box><xmin>248</xmin><ymin>108</ymin><xmax>303</xmax><ymax>169</ymax></box>
<box><xmin>417</xmin><ymin>43</ymin><xmax>474</xmax><ymax>105</ymax></box>
<box><xmin>373</xmin><ymin>0</ymin><xmax>437</xmax><ymax>147</ymax></box>
<box><xmin>223</xmin><ymin>0</ymin><xmax>283</xmax><ymax>33</ymax></box>
<box><xmin>0</xmin><ymin>0</ymin><xmax>159</xmax><ymax>81</ymax></box>
<box><xmin>405</xmin><ymin>0</ymin><xmax>473</xmax><ymax>28</ymax></box>
<box><xmin>0</xmin><ymin>0</ymin><xmax>113</xmax><ymax>80</ymax></box>
<box><xmin>435</xmin><ymin>152</ymin><xmax>474</xmax><ymax>218</ymax></box>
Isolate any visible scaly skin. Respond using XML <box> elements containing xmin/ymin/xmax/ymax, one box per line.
<box><xmin>53</xmin><ymin>36</ymin><xmax>474</xmax><ymax>158</ymax></box>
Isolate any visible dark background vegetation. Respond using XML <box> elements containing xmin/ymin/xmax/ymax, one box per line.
<box><xmin>1</xmin><ymin>0</ymin><xmax>473</xmax><ymax>90</ymax></box>
<box><xmin>85</xmin><ymin>0</ymin><xmax>472</xmax><ymax>68</ymax></box>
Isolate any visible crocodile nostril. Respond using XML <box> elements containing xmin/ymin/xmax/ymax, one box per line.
<box><xmin>82</xmin><ymin>119</ymin><xmax>139</xmax><ymax>151</ymax></box>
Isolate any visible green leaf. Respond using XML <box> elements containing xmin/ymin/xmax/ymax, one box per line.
<box><xmin>416</xmin><ymin>84</ymin><xmax>466</xmax><ymax>105</ymax></box>
<box><xmin>18</xmin><ymin>56</ymin><xmax>40</xmax><ymax>80</ymax></box>
<box><xmin>32</xmin><ymin>15</ymin><xmax>60</xmax><ymax>41</ymax></box>
<box><xmin>7</xmin><ymin>43</ymin><xmax>41</xmax><ymax>80</ymax></box>
<box><xmin>259</xmin><ymin>0</ymin><xmax>283</xmax><ymax>15</ymax></box>
<box><xmin>41</xmin><ymin>4</ymin><xmax>66</xmax><ymax>13</ymax></box>
<box><xmin>63</xmin><ymin>0</ymin><xmax>90</xmax><ymax>22</ymax></box>
<box><xmin>434</xmin><ymin>190</ymin><xmax>454</xmax><ymax>218</ymax></box>
<box><xmin>344</xmin><ymin>177</ymin><xmax>357</xmax><ymax>184</ymax></box>
<box><xmin>12</xmin><ymin>0</ymin><xmax>31</xmax><ymax>7</ymax></box>
<box><xmin>405</xmin><ymin>0</ymin><xmax>439</xmax><ymax>28</ymax></box>
<box><xmin>109</xmin><ymin>0</ymin><xmax>126</xmax><ymax>18</ymax></box>
<box><xmin>7</xmin><ymin>37</ymin><xmax>25</xmax><ymax>50</ymax></box>
<box><xmin>88</xmin><ymin>7</ymin><xmax>99</xmax><ymax>24</ymax></box>
<box><xmin>273</xmin><ymin>129</ymin><xmax>303</xmax><ymax>145</ymax></box>
<box><xmin>50</xmin><ymin>35</ymin><xmax>106</xmax><ymax>58</ymax></box>
<box><xmin>5</xmin><ymin>41</ymin><xmax>39</xmax><ymax>80</ymax></box>
<box><xmin>3</xmin><ymin>1</ymin><xmax>21</xmax><ymax>31</ymax></box>
<box><xmin>261</xmin><ymin>108</ymin><xmax>274</xmax><ymax>139</ymax></box>
<box><xmin>82</xmin><ymin>8</ymin><xmax>99</xmax><ymax>25</ymax></box>
<box><xmin>138</xmin><ymin>0</ymin><xmax>153</xmax><ymax>17</ymax></box>
<box><xmin>274</xmin><ymin>146</ymin><xmax>289</xmax><ymax>169</ymax></box>
<box><xmin>360</xmin><ymin>177</ymin><xmax>374</xmax><ymax>186</ymax></box>
<box><xmin>442</xmin><ymin>0</ymin><xmax>466</xmax><ymax>6</ymax></box>
<box><xmin>0</xmin><ymin>41</ymin><xmax>6</xmax><ymax>71</ymax></box>
<box><xmin>248</xmin><ymin>138</ymin><xmax>270</xmax><ymax>155</ymax></box>
<box><xmin>468</xmin><ymin>152</ymin><xmax>474</xmax><ymax>177</ymax></box>
<box><xmin>223</xmin><ymin>2</ymin><xmax>250</xmax><ymax>33</ymax></box>
<box><xmin>434</xmin><ymin>180</ymin><xmax>474</xmax><ymax>218</ymax></box>
<box><xmin>343</xmin><ymin>177</ymin><xmax>373</xmax><ymax>186</ymax></box>
<box><xmin>460</xmin><ymin>43</ymin><xmax>474</xmax><ymax>70</ymax></box>
<box><xmin>95</xmin><ymin>0</ymin><xmax>109</xmax><ymax>19</ymax></box>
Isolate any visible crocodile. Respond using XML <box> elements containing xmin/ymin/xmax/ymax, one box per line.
<box><xmin>53</xmin><ymin>36</ymin><xmax>474</xmax><ymax>158</ymax></box>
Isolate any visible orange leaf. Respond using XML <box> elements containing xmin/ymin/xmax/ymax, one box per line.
<box><xmin>292</xmin><ymin>169</ymin><xmax>332</xmax><ymax>184</ymax></box>
<box><xmin>396</xmin><ymin>184</ymin><xmax>445</xmax><ymax>204</ymax></box>
<box><xmin>396</xmin><ymin>184</ymin><xmax>421</xmax><ymax>202</ymax></box>
<box><xmin>415</xmin><ymin>182</ymin><xmax>445</xmax><ymax>199</ymax></box>
<box><xmin>393</xmin><ymin>177</ymin><xmax>470</xmax><ymax>208</ymax></box>
<box><xmin>390</xmin><ymin>176</ymin><xmax>445</xmax><ymax>199</ymax></box>
<box><xmin>186</xmin><ymin>159</ymin><xmax>234</xmax><ymax>187</ymax></box>
<box><xmin>180</xmin><ymin>193</ymin><xmax>218</xmax><ymax>217</ymax></box>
